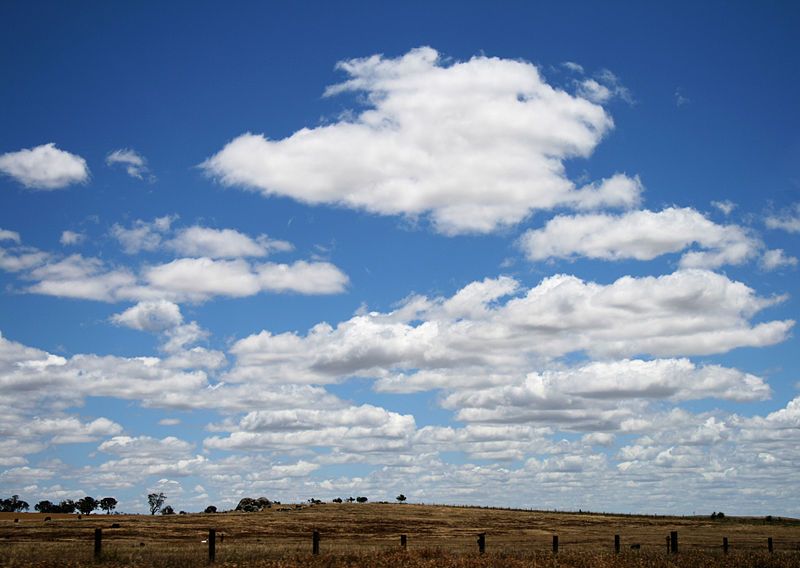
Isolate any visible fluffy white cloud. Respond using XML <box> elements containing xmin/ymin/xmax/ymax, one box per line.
<box><xmin>227</xmin><ymin>271</ymin><xmax>791</xmax><ymax>391</ymax></box>
<box><xmin>203</xmin><ymin>47</ymin><xmax>642</xmax><ymax>234</ymax></box>
<box><xmin>257</xmin><ymin>261</ymin><xmax>350</xmax><ymax>294</ymax></box>
<box><xmin>205</xmin><ymin>404</ymin><xmax>416</xmax><ymax>454</ymax></box>
<box><xmin>0</xmin><ymin>229</ymin><xmax>21</xmax><ymax>243</ymax></box>
<box><xmin>439</xmin><ymin>359</ymin><xmax>770</xmax><ymax>429</ymax></box>
<box><xmin>59</xmin><ymin>230</ymin><xmax>85</xmax><ymax>246</ymax></box>
<box><xmin>27</xmin><ymin>417</ymin><xmax>123</xmax><ymax>444</ymax></box>
<box><xmin>105</xmin><ymin>148</ymin><xmax>153</xmax><ymax>180</ymax></box>
<box><xmin>111</xmin><ymin>300</ymin><xmax>184</xmax><ymax>332</ymax></box>
<box><xmin>111</xmin><ymin>216</ymin><xmax>175</xmax><ymax>254</ymax></box>
<box><xmin>167</xmin><ymin>226</ymin><xmax>292</xmax><ymax>258</ymax></box>
<box><xmin>143</xmin><ymin>257</ymin><xmax>256</xmax><ymax>298</ymax></box>
<box><xmin>761</xmin><ymin>248</ymin><xmax>798</xmax><ymax>270</ymax></box>
<box><xmin>765</xmin><ymin>203</ymin><xmax>800</xmax><ymax>233</ymax></box>
<box><xmin>0</xmin><ymin>143</ymin><xmax>89</xmax><ymax>189</ymax></box>
<box><xmin>712</xmin><ymin>200</ymin><xmax>736</xmax><ymax>215</ymax></box>
<box><xmin>26</xmin><ymin>254</ymin><xmax>136</xmax><ymax>302</ymax></box>
<box><xmin>143</xmin><ymin>257</ymin><xmax>348</xmax><ymax>301</ymax></box>
<box><xmin>14</xmin><ymin>239</ymin><xmax>349</xmax><ymax>304</ymax></box>
<box><xmin>519</xmin><ymin>207</ymin><xmax>759</xmax><ymax>268</ymax></box>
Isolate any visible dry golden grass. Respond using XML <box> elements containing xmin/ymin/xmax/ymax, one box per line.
<box><xmin>1</xmin><ymin>504</ymin><xmax>799</xmax><ymax>566</ymax></box>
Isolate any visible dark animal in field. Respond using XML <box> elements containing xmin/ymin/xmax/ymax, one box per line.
<box><xmin>111</xmin><ymin>523</ymin><xmax>121</xmax><ymax>528</ymax></box>
<box><xmin>44</xmin><ymin>517</ymin><xmax>51</xmax><ymax>522</ymax></box>
<box><xmin>630</xmin><ymin>544</ymin><xmax>641</xmax><ymax>550</ymax></box>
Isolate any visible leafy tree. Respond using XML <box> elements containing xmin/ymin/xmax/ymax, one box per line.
<box><xmin>1</xmin><ymin>495</ymin><xmax>29</xmax><ymax>512</ymax></box>
<box><xmin>204</xmin><ymin>505</ymin><xmax>217</xmax><ymax>513</ymax></box>
<box><xmin>346</xmin><ymin>497</ymin><xmax>355</xmax><ymax>503</ymax></box>
<box><xmin>55</xmin><ymin>499</ymin><xmax>76</xmax><ymax>514</ymax></box>
<box><xmin>396</xmin><ymin>494</ymin><xmax>407</xmax><ymax>503</ymax></box>
<box><xmin>356</xmin><ymin>496</ymin><xmax>368</xmax><ymax>503</ymax></box>
<box><xmin>99</xmin><ymin>497</ymin><xmax>118</xmax><ymax>514</ymax></box>
<box><xmin>77</xmin><ymin>496</ymin><xmax>99</xmax><ymax>515</ymax></box>
<box><xmin>332</xmin><ymin>498</ymin><xmax>343</xmax><ymax>503</ymax></box>
<box><xmin>35</xmin><ymin>500</ymin><xmax>54</xmax><ymax>513</ymax></box>
<box><xmin>235</xmin><ymin>497</ymin><xmax>272</xmax><ymax>512</ymax></box>
<box><xmin>147</xmin><ymin>492</ymin><xmax>166</xmax><ymax>515</ymax></box>
<box><xmin>161</xmin><ymin>505</ymin><xmax>175</xmax><ymax>515</ymax></box>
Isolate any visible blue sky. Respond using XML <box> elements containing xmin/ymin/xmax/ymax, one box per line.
<box><xmin>1</xmin><ymin>1</ymin><xmax>799</xmax><ymax>515</ymax></box>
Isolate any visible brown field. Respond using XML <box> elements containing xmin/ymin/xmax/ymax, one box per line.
<box><xmin>1</xmin><ymin>503</ymin><xmax>799</xmax><ymax>567</ymax></box>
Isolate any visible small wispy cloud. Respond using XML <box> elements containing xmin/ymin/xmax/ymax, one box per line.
<box><xmin>60</xmin><ymin>230</ymin><xmax>85</xmax><ymax>246</ymax></box>
<box><xmin>562</xmin><ymin>61</ymin><xmax>584</xmax><ymax>74</ymax></box>
<box><xmin>712</xmin><ymin>200</ymin><xmax>736</xmax><ymax>216</ymax></box>
<box><xmin>675</xmin><ymin>87</ymin><xmax>690</xmax><ymax>107</ymax></box>
<box><xmin>575</xmin><ymin>68</ymin><xmax>634</xmax><ymax>105</ymax></box>
<box><xmin>106</xmin><ymin>148</ymin><xmax>154</xmax><ymax>181</ymax></box>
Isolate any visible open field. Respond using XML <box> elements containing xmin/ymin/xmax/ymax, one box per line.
<box><xmin>2</xmin><ymin>503</ymin><xmax>799</xmax><ymax>566</ymax></box>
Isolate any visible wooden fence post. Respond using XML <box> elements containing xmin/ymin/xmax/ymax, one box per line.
<box><xmin>723</xmin><ymin>537</ymin><xmax>728</xmax><ymax>554</ymax></box>
<box><xmin>665</xmin><ymin>535</ymin><xmax>670</xmax><ymax>553</ymax></box>
<box><xmin>208</xmin><ymin>529</ymin><xmax>216</xmax><ymax>563</ymax></box>
<box><xmin>670</xmin><ymin>531</ymin><xmax>678</xmax><ymax>554</ymax></box>
<box><xmin>94</xmin><ymin>528</ymin><xmax>102</xmax><ymax>559</ymax></box>
<box><xmin>552</xmin><ymin>534</ymin><xmax>558</xmax><ymax>554</ymax></box>
<box><xmin>477</xmin><ymin>532</ymin><xmax>485</xmax><ymax>554</ymax></box>
<box><xmin>768</xmin><ymin>537</ymin><xmax>773</xmax><ymax>553</ymax></box>
<box><xmin>312</xmin><ymin>530</ymin><xmax>320</xmax><ymax>555</ymax></box>
<box><xmin>400</xmin><ymin>534</ymin><xmax>407</xmax><ymax>549</ymax></box>
<box><xmin>614</xmin><ymin>534</ymin><xmax>620</xmax><ymax>554</ymax></box>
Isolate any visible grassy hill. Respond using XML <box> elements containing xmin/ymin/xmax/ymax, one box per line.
<box><xmin>1</xmin><ymin>503</ymin><xmax>798</xmax><ymax>566</ymax></box>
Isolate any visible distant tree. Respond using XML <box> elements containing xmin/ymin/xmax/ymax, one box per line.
<box><xmin>356</xmin><ymin>496</ymin><xmax>368</xmax><ymax>503</ymax></box>
<box><xmin>161</xmin><ymin>505</ymin><xmax>175</xmax><ymax>515</ymax></box>
<box><xmin>235</xmin><ymin>497</ymin><xmax>272</xmax><ymax>512</ymax></box>
<box><xmin>1</xmin><ymin>495</ymin><xmax>29</xmax><ymax>512</ymax></box>
<box><xmin>77</xmin><ymin>496</ymin><xmax>99</xmax><ymax>515</ymax></box>
<box><xmin>99</xmin><ymin>497</ymin><xmax>118</xmax><ymax>514</ymax></box>
<box><xmin>147</xmin><ymin>492</ymin><xmax>166</xmax><ymax>515</ymax></box>
<box><xmin>55</xmin><ymin>499</ymin><xmax>76</xmax><ymax>514</ymax></box>
<box><xmin>332</xmin><ymin>498</ymin><xmax>343</xmax><ymax>503</ymax></box>
<box><xmin>717</xmin><ymin>511</ymin><xmax>725</xmax><ymax>519</ymax></box>
<box><xmin>346</xmin><ymin>497</ymin><xmax>355</xmax><ymax>503</ymax></box>
<box><xmin>204</xmin><ymin>505</ymin><xmax>217</xmax><ymax>514</ymax></box>
<box><xmin>35</xmin><ymin>500</ymin><xmax>54</xmax><ymax>513</ymax></box>
<box><xmin>396</xmin><ymin>494</ymin><xmax>407</xmax><ymax>503</ymax></box>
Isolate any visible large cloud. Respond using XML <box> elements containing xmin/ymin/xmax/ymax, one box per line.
<box><xmin>0</xmin><ymin>143</ymin><xmax>89</xmax><ymax>189</ymax></box>
<box><xmin>202</xmin><ymin>47</ymin><xmax>642</xmax><ymax>234</ymax></box>
<box><xmin>226</xmin><ymin>271</ymin><xmax>791</xmax><ymax>388</ymax></box>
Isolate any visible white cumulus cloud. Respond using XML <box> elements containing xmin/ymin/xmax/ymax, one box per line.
<box><xmin>202</xmin><ymin>47</ymin><xmax>642</xmax><ymax>235</ymax></box>
<box><xmin>519</xmin><ymin>207</ymin><xmax>759</xmax><ymax>268</ymax></box>
<box><xmin>167</xmin><ymin>226</ymin><xmax>292</xmax><ymax>258</ymax></box>
<box><xmin>111</xmin><ymin>300</ymin><xmax>184</xmax><ymax>332</ymax></box>
<box><xmin>0</xmin><ymin>143</ymin><xmax>90</xmax><ymax>189</ymax></box>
